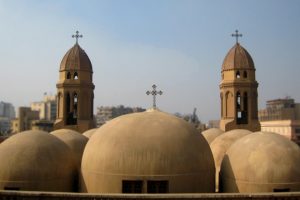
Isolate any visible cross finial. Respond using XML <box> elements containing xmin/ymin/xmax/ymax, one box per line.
<box><xmin>231</xmin><ymin>30</ymin><xmax>242</xmax><ymax>44</ymax></box>
<box><xmin>146</xmin><ymin>84</ymin><xmax>163</xmax><ymax>109</ymax></box>
<box><xmin>72</xmin><ymin>31</ymin><xmax>83</xmax><ymax>44</ymax></box>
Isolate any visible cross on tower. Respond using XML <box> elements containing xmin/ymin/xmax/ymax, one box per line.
<box><xmin>231</xmin><ymin>30</ymin><xmax>242</xmax><ymax>43</ymax></box>
<box><xmin>72</xmin><ymin>31</ymin><xmax>83</xmax><ymax>44</ymax></box>
<box><xmin>146</xmin><ymin>84</ymin><xmax>163</xmax><ymax>109</ymax></box>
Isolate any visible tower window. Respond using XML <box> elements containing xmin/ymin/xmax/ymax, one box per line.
<box><xmin>4</xmin><ymin>187</ymin><xmax>20</xmax><ymax>190</ymax></box>
<box><xmin>74</xmin><ymin>72</ymin><xmax>79</xmax><ymax>80</ymax></box>
<box><xmin>236</xmin><ymin>92</ymin><xmax>241</xmax><ymax>109</ymax></box>
<box><xmin>67</xmin><ymin>72</ymin><xmax>71</xmax><ymax>79</ymax></box>
<box><xmin>273</xmin><ymin>188</ymin><xmax>290</xmax><ymax>192</ymax></box>
<box><xmin>73</xmin><ymin>93</ymin><xmax>78</xmax><ymax>120</ymax></box>
<box><xmin>243</xmin><ymin>71</ymin><xmax>247</xmax><ymax>78</ymax></box>
<box><xmin>122</xmin><ymin>180</ymin><xmax>143</xmax><ymax>193</ymax></box>
<box><xmin>236</xmin><ymin>71</ymin><xmax>240</xmax><ymax>79</ymax></box>
<box><xmin>147</xmin><ymin>181</ymin><xmax>168</xmax><ymax>193</ymax></box>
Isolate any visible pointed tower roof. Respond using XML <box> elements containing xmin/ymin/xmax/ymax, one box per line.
<box><xmin>60</xmin><ymin>43</ymin><xmax>93</xmax><ymax>72</ymax></box>
<box><xmin>222</xmin><ymin>43</ymin><xmax>255</xmax><ymax>71</ymax></box>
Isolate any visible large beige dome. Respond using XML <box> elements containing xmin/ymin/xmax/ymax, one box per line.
<box><xmin>210</xmin><ymin>129</ymin><xmax>251</xmax><ymax>191</ymax></box>
<box><xmin>220</xmin><ymin>131</ymin><xmax>300</xmax><ymax>193</ymax></box>
<box><xmin>81</xmin><ymin>109</ymin><xmax>215</xmax><ymax>193</ymax></box>
<box><xmin>82</xmin><ymin>128</ymin><xmax>98</xmax><ymax>138</ymax></box>
<box><xmin>0</xmin><ymin>130</ymin><xmax>76</xmax><ymax>192</ymax></box>
<box><xmin>202</xmin><ymin>128</ymin><xmax>224</xmax><ymax>144</ymax></box>
<box><xmin>51</xmin><ymin>129</ymin><xmax>88</xmax><ymax>168</ymax></box>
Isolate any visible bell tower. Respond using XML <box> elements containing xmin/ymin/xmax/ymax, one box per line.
<box><xmin>54</xmin><ymin>31</ymin><xmax>95</xmax><ymax>133</ymax></box>
<box><xmin>219</xmin><ymin>30</ymin><xmax>260</xmax><ymax>132</ymax></box>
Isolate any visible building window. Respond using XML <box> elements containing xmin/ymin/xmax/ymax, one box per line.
<box><xmin>147</xmin><ymin>181</ymin><xmax>168</xmax><ymax>193</ymax></box>
<box><xmin>74</xmin><ymin>72</ymin><xmax>79</xmax><ymax>80</ymax></box>
<box><xmin>295</xmin><ymin>128</ymin><xmax>300</xmax><ymax>134</ymax></box>
<box><xmin>122</xmin><ymin>180</ymin><xmax>143</xmax><ymax>193</ymax></box>
<box><xmin>236</xmin><ymin>71</ymin><xmax>240</xmax><ymax>79</ymax></box>
<box><xmin>243</xmin><ymin>71</ymin><xmax>247</xmax><ymax>78</ymax></box>
<box><xmin>67</xmin><ymin>72</ymin><xmax>71</xmax><ymax>79</ymax></box>
<box><xmin>273</xmin><ymin>188</ymin><xmax>290</xmax><ymax>192</ymax></box>
<box><xmin>4</xmin><ymin>187</ymin><xmax>20</xmax><ymax>190</ymax></box>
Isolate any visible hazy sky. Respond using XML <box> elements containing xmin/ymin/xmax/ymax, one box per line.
<box><xmin>0</xmin><ymin>0</ymin><xmax>300</xmax><ymax>122</ymax></box>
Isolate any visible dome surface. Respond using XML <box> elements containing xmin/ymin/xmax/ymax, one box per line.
<box><xmin>60</xmin><ymin>44</ymin><xmax>92</xmax><ymax>72</ymax></box>
<box><xmin>82</xmin><ymin>128</ymin><xmax>98</xmax><ymax>138</ymax></box>
<box><xmin>220</xmin><ymin>132</ymin><xmax>300</xmax><ymax>193</ymax></box>
<box><xmin>51</xmin><ymin>129</ymin><xmax>88</xmax><ymax>168</ymax></box>
<box><xmin>210</xmin><ymin>129</ymin><xmax>251</xmax><ymax>191</ymax></box>
<box><xmin>0</xmin><ymin>130</ymin><xmax>76</xmax><ymax>192</ymax></box>
<box><xmin>81</xmin><ymin>109</ymin><xmax>215</xmax><ymax>193</ymax></box>
<box><xmin>222</xmin><ymin>43</ymin><xmax>254</xmax><ymax>71</ymax></box>
<box><xmin>202</xmin><ymin>128</ymin><xmax>224</xmax><ymax>144</ymax></box>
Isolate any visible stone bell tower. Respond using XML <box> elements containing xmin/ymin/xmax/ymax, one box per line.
<box><xmin>219</xmin><ymin>30</ymin><xmax>260</xmax><ymax>132</ymax></box>
<box><xmin>54</xmin><ymin>31</ymin><xmax>95</xmax><ymax>133</ymax></box>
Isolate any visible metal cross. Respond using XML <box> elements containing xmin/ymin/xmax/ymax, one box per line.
<box><xmin>72</xmin><ymin>31</ymin><xmax>83</xmax><ymax>44</ymax></box>
<box><xmin>146</xmin><ymin>84</ymin><xmax>163</xmax><ymax>109</ymax></box>
<box><xmin>231</xmin><ymin>30</ymin><xmax>242</xmax><ymax>43</ymax></box>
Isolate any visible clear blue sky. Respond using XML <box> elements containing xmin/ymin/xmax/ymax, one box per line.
<box><xmin>0</xmin><ymin>0</ymin><xmax>300</xmax><ymax>123</ymax></box>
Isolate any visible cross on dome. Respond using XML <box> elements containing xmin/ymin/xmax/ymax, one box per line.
<box><xmin>231</xmin><ymin>30</ymin><xmax>242</xmax><ymax>44</ymax></box>
<box><xmin>72</xmin><ymin>31</ymin><xmax>83</xmax><ymax>44</ymax></box>
<box><xmin>146</xmin><ymin>84</ymin><xmax>163</xmax><ymax>109</ymax></box>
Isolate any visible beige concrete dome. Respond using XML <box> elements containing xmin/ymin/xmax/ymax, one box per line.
<box><xmin>202</xmin><ymin>128</ymin><xmax>224</xmax><ymax>144</ymax></box>
<box><xmin>82</xmin><ymin>128</ymin><xmax>98</xmax><ymax>138</ymax></box>
<box><xmin>51</xmin><ymin>129</ymin><xmax>88</xmax><ymax>168</ymax></box>
<box><xmin>210</xmin><ymin>129</ymin><xmax>251</xmax><ymax>191</ymax></box>
<box><xmin>220</xmin><ymin>131</ymin><xmax>300</xmax><ymax>193</ymax></box>
<box><xmin>81</xmin><ymin>109</ymin><xmax>215</xmax><ymax>193</ymax></box>
<box><xmin>0</xmin><ymin>130</ymin><xmax>76</xmax><ymax>192</ymax></box>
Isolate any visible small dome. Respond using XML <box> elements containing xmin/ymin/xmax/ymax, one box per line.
<box><xmin>210</xmin><ymin>129</ymin><xmax>251</xmax><ymax>191</ymax></box>
<box><xmin>0</xmin><ymin>130</ymin><xmax>76</xmax><ymax>192</ymax></box>
<box><xmin>202</xmin><ymin>128</ymin><xmax>224</xmax><ymax>144</ymax></box>
<box><xmin>60</xmin><ymin>44</ymin><xmax>92</xmax><ymax>72</ymax></box>
<box><xmin>220</xmin><ymin>132</ymin><xmax>300</xmax><ymax>193</ymax></box>
<box><xmin>81</xmin><ymin>109</ymin><xmax>215</xmax><ymax>193</ymax></box>
<box><xmin>222</xmin><ymin>43</ymin><xmax>254</xmax><ymax>71</ymax></box>
<box><xmin>51</xmin><ymin>129</ymin><xmax>88</xmax><ymax>168</ymax></box>
<box><xmin>83</xmin><ymin>128</ymin><xmax>98</xmax><ymax>138</ymax></box>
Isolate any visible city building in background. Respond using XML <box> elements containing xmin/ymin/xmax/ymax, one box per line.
<box><xmin>31</xmin><ymin>94</ymin><xmax>56</xmax><ymax>121</ymax></box>
<box><xmin>208</xmin><ymin>120</ymin><xmax>220</xmax><ymax>129</ymax></box>
<box><xmin>0</xmin><ymin>101</ymin><xmax>15</xmax><ymax>119</ymax></box>
<box><xmin>11</xmin><ymin>94</ymin><xmax>57</xmax><ymax>133</ymax></box>
<box><xmin>96</xmin><ymin>105</ymin><xmax>145</xmax><ymax>126</ymax></box>
<box><xmin>0</xmin><ymin>101</ymin><xmax>15</xmax><ymax>134</ymax></box>
<box><xmin>258</xmin><ymin>97</ymin><xmax>300</xmax><ymax>144</ymax></box>
<box><xmin>11</xmin><ymin>107</ymin><xmax>39</xmax><ymax>133</ymax></box>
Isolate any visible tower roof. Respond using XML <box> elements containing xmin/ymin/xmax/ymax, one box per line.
<box><xmin>60</xmin><ymin>43</ymin><xmax>93</xmax><ymax>72</ymax></box>
<box><xmin>222</xmin><ymin>43</ymin><xmax>255</xmax><ymax>71</ymax></box>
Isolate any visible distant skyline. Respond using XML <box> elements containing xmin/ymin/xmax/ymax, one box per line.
<box><xmin>1</xmin><ymin>0</ymin><xmax>300</xmax><ymax>123</ymax></box>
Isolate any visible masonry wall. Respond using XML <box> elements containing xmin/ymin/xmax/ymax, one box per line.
<box><xmin>1</xmin><ymin>191</ymin><xmax>300</xmax><ymax>200</ymax></box>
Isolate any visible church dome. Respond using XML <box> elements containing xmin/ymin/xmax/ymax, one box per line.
<box><xmin>51</xmin><ymin>129</ymin><xmax>88</xmax><ymax>168</ymax></box>
<box><xmin>222</xmin><ymin>43</ymin><xmax>255</xmax><ymax>71</ymax></box>
<box><xmin>81</xmin><ymin>109</ymin><xmax>215</xmax><ymax>193</ymax></box>
<box><xmin>60</xmin><ymin>43</ymin><xmax>92</xmax><ymax>72</ymax></box>
<box><xmin>210</xmin><ymin>129</ymin><xmax>252</xmax><ymax>191</ymax></box>
<box><xmin>0</xmin><ymin>130</ymin><xmax>76</xmax><ymax>192</ymax></box>
<box><xmin>220</xmin><ymin>132</ymin><xmax>300</xmax><ymax>192</ymax></box>
<box><xmin>82</xmin><ymin>128</ymin><xmax>98</xmax><ymax>138</ymax></box>
<box><xmin>202</xmin><ymin>128</ymin><xmax>224</xmax><ymax>144</ymax></box>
